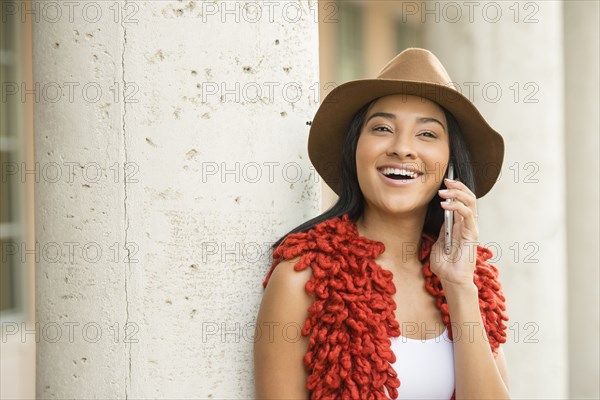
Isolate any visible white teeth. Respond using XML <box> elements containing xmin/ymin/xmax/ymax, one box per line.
<box><xmin>379</xmin><ymin>167</ymin><xmax>419</xmax><ymax>178</ymax></box>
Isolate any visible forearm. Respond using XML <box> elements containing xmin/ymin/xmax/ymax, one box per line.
<box><xmin>443</xmin><ymin>281</ymin><xmax>510</xmax><ymax>400</ymax></box>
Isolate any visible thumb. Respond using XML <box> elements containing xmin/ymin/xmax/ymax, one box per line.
<box><xmin>438</xmin><ymin>219</ymin><xmax>446</xmax><ymax>238</ymax></box>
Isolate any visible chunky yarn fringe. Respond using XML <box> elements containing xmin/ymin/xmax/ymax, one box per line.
<box><xmin>262</xmin><ymin>214</ymin><xmax>509</xmax><ymax>400</ymax></box>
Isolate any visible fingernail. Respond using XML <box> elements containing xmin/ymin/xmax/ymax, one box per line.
<box><xmin>445</xmin><ymin>178</ymin><xmax>456</xmax><ymax>183</ymax></box>
<box><xmin>438</xmin><ymin>189</ymin><xmax>448</xmax><ymax>194</ymax></box>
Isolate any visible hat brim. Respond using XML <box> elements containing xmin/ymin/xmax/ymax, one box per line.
<box><xmin>308</xmin><ymin>79</ymin><xmax>504</xmax><ymax>198</ymax></box>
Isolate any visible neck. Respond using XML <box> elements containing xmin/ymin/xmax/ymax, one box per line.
<box><xmin>354</xmin><ymin>205</ymin><xmax>427</xmax><ymax>273</ymax></box>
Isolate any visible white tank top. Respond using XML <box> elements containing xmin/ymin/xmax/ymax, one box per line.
<box><xmin>384</xmin><ymin>326</ymin><xmax>455</xmax><ymax>399</ymax></box>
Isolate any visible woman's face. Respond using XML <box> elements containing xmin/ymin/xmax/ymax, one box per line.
<box><xmin>355</xmin><ymin>94</ymin><xmax>450</xmax><ymax>217</ymax></box>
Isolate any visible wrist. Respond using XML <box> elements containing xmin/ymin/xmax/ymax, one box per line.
<box><xmin>441</xmin><ymin>280</ymin><xmax>478</xmax><ymax>297</ymax></box>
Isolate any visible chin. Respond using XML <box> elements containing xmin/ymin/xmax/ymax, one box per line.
<box><xmin>373</xmin><ymin>199</ymin><xmax>422</xmax><ymax>216</ymax></box>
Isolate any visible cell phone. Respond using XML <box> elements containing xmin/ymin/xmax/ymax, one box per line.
<box><xmin>444</xmin><ymin>162</ymin><xmax>454</xmax><ymax>255</ymax></box>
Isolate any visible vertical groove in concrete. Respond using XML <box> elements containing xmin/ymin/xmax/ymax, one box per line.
<box><xmin>119</xmin><ymin>2</ymin><xmax>131</xmax><ymax>398</ymax></box>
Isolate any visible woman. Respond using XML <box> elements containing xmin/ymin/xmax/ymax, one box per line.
<box><xmin>254</xmin><ymin>48</ymin><xmax>510</xmax><ymax>399</ymax></box>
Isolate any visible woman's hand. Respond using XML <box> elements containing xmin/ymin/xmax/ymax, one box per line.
<box><xmin>429</xmin><ymin>178</ymin><xmax>479</xmax><ymax>289</ymax></box>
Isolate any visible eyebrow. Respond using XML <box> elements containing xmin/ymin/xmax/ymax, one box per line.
<box><xmin>365</xmin><ymin>112</ymin><xmax>446</xmax><ymax>132</ymax></box>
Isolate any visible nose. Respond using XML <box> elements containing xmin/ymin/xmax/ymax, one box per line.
<box><xmin>386</xmin><ymin>129</ymin><xmax>417</xmax><ymax>159</ymax></box>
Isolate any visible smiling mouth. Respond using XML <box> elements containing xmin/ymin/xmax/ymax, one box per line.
<box><xmin>377</xmin><ymin>167</ymin><xmax>423</xmax><ymax>181</ymax></box>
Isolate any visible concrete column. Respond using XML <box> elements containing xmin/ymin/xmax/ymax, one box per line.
<box><xmin>33</xmin><ymin>2</ymin><xmax>128</xmax><ymax>397</ymax></box>
<box><xmin>423</xmin><ymin>2</ymin><xmax>567</xmax><ymax>398</ymax></box>
<box><xmin>34</xmin><ymin>1</ymin><xmax>320</xmax><ymax>398</ymax></box>
<box><xmin>564</xmin><ymin>1</ymin><xmax>600</xmax><ymax>398</ymax></box>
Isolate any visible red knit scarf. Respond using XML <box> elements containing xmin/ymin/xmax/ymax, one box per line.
<box><xmin>262</xmin><ymin>213</ymin><xmax>509</xmax><ymax>400</ymax></box>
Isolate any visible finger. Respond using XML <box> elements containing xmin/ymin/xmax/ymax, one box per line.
<box><xmin>437</xmin><ymin>188</ymin><xmax>477</xmax><ymax>210</ymax></box>
<box><xmin>440</xmin><ymin>198</ymin><xmax>477</xmax><ymax>232</ymax></box>
<box><xmin>444</xmin><ymin>178</ymin><xmax>476</xmax><ymax>198</ymax></box>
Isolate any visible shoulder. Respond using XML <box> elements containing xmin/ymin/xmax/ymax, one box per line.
<box><xmin>258</xmin><ymin>256</ymin><xmax>313</xmax><ymax>341</ymax></box>
<box><xmin>254</xmin><ymin>255</ymin><xmax>312</xmax><ymax>398</ymax></box>
<box><xmin>265</xmin><ymin>256</ymin><xmax>312</xmax><ymax>298</ymax></box>
<box><xmin>258</xmin><ymin>255</ymin><xmax>314</xmax><ymax>332</ymax></box>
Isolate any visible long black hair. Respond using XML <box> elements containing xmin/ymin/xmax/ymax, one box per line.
<box><xmin>271</xmin><ymin>98</ymin><xmax>475</xmax><ymax>250</ymax></box>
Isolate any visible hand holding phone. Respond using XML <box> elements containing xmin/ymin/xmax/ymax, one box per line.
<box><xmin>444</xmin><ymin>162</ymin><xmax>454</xmax><ymax>255</ymax></box>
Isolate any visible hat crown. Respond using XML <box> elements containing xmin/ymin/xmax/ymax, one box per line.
<box><xmin>377</xmin><ymin>48</ymin><xmax>457</xmax><ymax>90</ymax></box>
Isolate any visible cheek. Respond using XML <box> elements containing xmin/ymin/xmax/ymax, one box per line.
<box><xmin>355</xmin><ymin>135</ymin><xmax>382</xmax><ymax>167</ymax></box>
<box><xmin>421</xmin><ymin>146</ymin><xmax>450</xmax><ymax>186</ymax></box>
<box><xmin>421</xmin><ymin>143</ymin><xmax>450</xmax><ymax>164</ymax></box>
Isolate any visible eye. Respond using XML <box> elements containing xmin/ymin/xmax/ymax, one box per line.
<box><xmin>373</xmin><ymin>125</ymin><xmax>392</xmax><ymax>133</ymax></box>
<box><xmin>420</xmin><ymin>131</ymin><xmax>437</xmax><ymax>138</ymax></box>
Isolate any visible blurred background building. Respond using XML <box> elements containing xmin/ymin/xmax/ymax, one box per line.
<box><xmin>1</xmin><ymin>3</ymin><xmax>35</xmax><ymax>398</ymax></box>
<box><xmin>1</xmin><ymin>0</ymin><xmax>598</xmax><ymax>399</ymax></box>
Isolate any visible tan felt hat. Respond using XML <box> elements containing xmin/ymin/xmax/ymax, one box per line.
<box><xmin>308</xmin><ymin>47</ymin><xmax>504</xmax><ymax>198</ymax></box>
